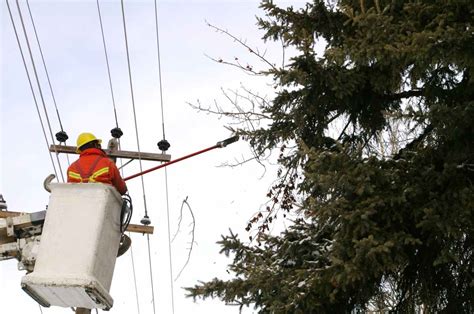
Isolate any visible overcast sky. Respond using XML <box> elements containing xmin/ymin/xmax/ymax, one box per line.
<box><xmin>0</xmin><ymin>1</ymin><xmax>303</xmax><ymax>313</ymax></box>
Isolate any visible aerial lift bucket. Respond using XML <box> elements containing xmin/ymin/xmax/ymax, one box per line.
<box><xmin>21</xmin><ymin>183</ymin><xmax>123</xmax><ymax>310</ymax></box>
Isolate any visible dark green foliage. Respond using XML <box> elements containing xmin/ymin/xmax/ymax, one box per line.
<box><xmin>187</xmin><ymin>0</ymin><xmax>474</xmax><ymax>312</ymax></box>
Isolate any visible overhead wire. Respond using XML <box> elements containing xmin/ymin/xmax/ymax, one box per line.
<box><xmin>119</xmin><ymin>0</ymin><xmax>149</xmax><ymax>219</ymax></box>
<box><xmin>14</xmin><ymin>0</ymin><xmax>65</xmax><ymax>182</ymax></box>
<box><xmin>120</xmin><ymin>1</ymin><xmax>156</xmax><ymax>313</ymax></box>
<box><xmin>5</xmin><ymin>0</ymin><xmax>59</xmax><ymax>180</ymax></box>
<box><xmin>146</xmin><ymin>233</ymin><xmax>157</xmax><ymax>311</ymax></box>
<box><xmin>96</xmin><ymin>0</ymin><xmax>120</xmax><ymax>129</ymax></box>
<box><xmin>129</xmin><ymin>238</ymin><xmax>141</xmax><ymax>314</ymax></box>
<box><xmin>153</xmin><ymin>1</ymin><xmax>175</xmax><ymax>312</ymax></box>
<box><xmin>164</xmin><ymin>167</ymin><xmax>175</xmax><ymax>312</ymax></box>
<box><xmin>25</xmin><ymin>0</ymin><xmax>70</xmax><ymax>166</ymax></box>
<box><xmin>96</xmin><ymin>1</ymin><xmax>141</xmax><ymax>312</ymax></box>
<box><xmin>153</xmin><ymin>0</ymin><xmax>166</xmax><ymax>139</ymax></box>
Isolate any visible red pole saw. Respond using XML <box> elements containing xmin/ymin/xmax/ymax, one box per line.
<box><xmin>124</xmin><ymin>135</ymin><xmax>239</xmax><ymax>181</ymax></box>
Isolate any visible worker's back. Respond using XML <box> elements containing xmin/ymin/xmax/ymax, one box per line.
<box><xmin>67</xmin><ymin>148</ymin><xmax>127</xmax><ymax>195</ymax></box>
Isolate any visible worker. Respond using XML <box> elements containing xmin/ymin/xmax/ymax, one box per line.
<box><xmin>67</xmin><ymin>132</ymin><xmax>127</xmax><ymax>195</ymax></box>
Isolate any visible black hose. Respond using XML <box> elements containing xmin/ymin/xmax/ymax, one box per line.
<box><xmin>120</xmin><ymin>193</ymin><xmax>133</xmax><ymax>234</ymax></box>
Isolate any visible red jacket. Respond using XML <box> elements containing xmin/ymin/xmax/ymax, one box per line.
<box><xmin>67</xmin><ymin>148</ymin><xmax>127</xmax><ymax>195</ymax></box>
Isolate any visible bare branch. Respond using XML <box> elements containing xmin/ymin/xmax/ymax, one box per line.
<box><xmin>187</xmin><ymin>99</ymin><xmax>270</xmax><ymax>120</ymax></box>
<box><xmin>240</xmin><ymin>85</ymin><xmax>271</xmax><ymax>108</ymax></box>
<box><xmin>204</xmin><ymin>53</ymin><xmax>262</xmax><ymax>76</ymax></box>
<box><xmin>217</xmin><ymin>155</ymin><xmax>260</xmax><ymax>168</ymax></box>
<box><xmin>206</xmin><ymin>21</ymin><xmax>278</xmax><ymax>71</ymax></box>
<box><xmin>174</xmin><ymin>197</ymin><xmax>196</xmax><ymax>281</ymax></box>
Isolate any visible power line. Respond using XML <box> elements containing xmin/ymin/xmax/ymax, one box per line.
<box><xmin>25</xmin><ymin>0</ymin><xmax>70</xmax><ymax>166</ymax></box>
<box><xmin>120</xmin><ymin>1</ymin><xmax>156</xmax><ymax>313</ymax></box>
<box><xmin>5</xmin><ymin>0</ymin><xmax>59</xmax><ymax>180</ymax></box>
<box><xmin>97</xmin><ymin>0</ymin><xmax>125</xmax><ymax>169</ymax></box>
<box><xmin>153</xmin><ymin>0</ymin><xmax>166</xmax><ymax>139</ymax></box>
<box><xmin>15</xmin><ymin>0</ymin><xmax>65</xmax><ymax>182</ymax></box>
<box><xmin>96</xmin><ymin>4</ymin><xmax>138</xmax><ymax>312</ymax></box>
<box><xmin>25</xmin><ymin>0</ymin><xmax>65</xmax><ymax>133</ymax></box>
<box><xmin>146</xmin><ymin>234</ymin><xmax>157</xmax><ymax>313</ymax></box>
<box><xmin>164</xmin><ymin>167</ymin><xmax>176</xmax><ymax>314</ymax></box>
<box><xmin>96</xmin><ymin>0</ymin><xmax>119</xmax><ymax>129</ymax></box>
<box><xmin>120</xmin><ymin>0</ymin><xmax>148</xmax><ymax>218</ymax></box>
<box><xmin>129</xmin><ymin>233</ymin><xmax>141</xmax><ymax>314</ymax></box>
<box><xmin>153</xmin><ymin>2</ymin><xmax>175</xmax><ymax>312</ymax></box>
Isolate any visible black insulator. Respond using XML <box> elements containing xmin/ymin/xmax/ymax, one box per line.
<box><xmin>157</xmin><ymin>139</ymin><xmax>170</xmax><ymax>151</ymax></box>
<box><xmin>55</xmin><ymin>131</ymin><xmax>69</xmax><ymax>143</ymax></box>
<box><xmin>141</xmin><ymin>215</ymin><xmax>151</xmax><ymax>226</ymax></box>
<box><xmin>111</xmin><ymin>127</ymin><xmax>123</xmax><ymax>139</ymax></box>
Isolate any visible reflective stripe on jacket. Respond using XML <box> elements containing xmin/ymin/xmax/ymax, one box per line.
<box><xmin>67</xmin><ymin>148</ymin><xmax>127</xmax><ymax>195</ymax></box>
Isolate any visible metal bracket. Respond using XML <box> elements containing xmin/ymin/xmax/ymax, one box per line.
<box><xmin>107</xmin><ymin>138</ymin><xmax>119</xmax><ymax>163</ymax></box>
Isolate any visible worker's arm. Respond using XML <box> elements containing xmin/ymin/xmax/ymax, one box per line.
<box><xmin>109</xmin><ymin>161</ymin><xmax>128</xmax><ymax>195</ymax></box>
<box><xmin>66</xmin><ymin>162</ymin><xmax>79</xmax><ymax>183</ymax></box>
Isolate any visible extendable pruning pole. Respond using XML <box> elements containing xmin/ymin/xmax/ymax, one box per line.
<box><xmin>124</xmin><ymin>135</ymin><xmax>239</xmax><ymax>181</ymax></box>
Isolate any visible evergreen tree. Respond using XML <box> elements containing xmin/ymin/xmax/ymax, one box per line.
<box><xmin>187</xmin><ymin>0</ymin><xmax>474</xmax><ymax>312</ymax></box>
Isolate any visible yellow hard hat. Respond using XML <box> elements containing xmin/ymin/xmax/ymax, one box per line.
<box><xmin>76</xmin><ymin>132</ymin><xmax>102</xmax><ymax>152</ymax></box>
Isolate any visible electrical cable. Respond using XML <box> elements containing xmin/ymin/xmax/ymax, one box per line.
<box><xmin>5</xmin><ymin>0</ymin><xmax>59</xmax><ymax>180</ymax></box>
<box><xmin>25</xmin><ymin>0</ymin><xmax>70</xmax><ymax>166</ymax></box>
<box><xmin>120</xmin><ymin>0</ymin><xmax>149</xmax><ymax>219</ymax></box>
<box><xmin>96</xmin><ymin>0</ymin><xmax>119</xmax><ymax>129</ymax></box>
<box><xmin>129</xmin><ymin>235</ymin><xmax>141</xmax><ymax>314</ymax></box>
<box><xmin>96</xmin><ymin>2</ymin><xmax>138</xmax><ymax>310</ymax></box>
<box><xmin>15</xmin><ymin>0</ymin><xmax>65</xmax><ymax>182</ymax></box>
<box><xmin>146</xmin><ymin>233</ymin><xmax>157</xmax><ymax>312</ymax></box>
<box><xmin>120</xmin><ymin>166</ymin><xmax>141</xmax><ymax>314</ymax></box>
<box><xmin>153</xmin><ymin>0</ymin><xmax>166</xmax><ymax>139</ymax></box>
<box><xmin>96</xmin><ymin>1</ymin><xmax>140</xmax><ymax>309</ymax></box>
<box><xmin>120</xmin><ymin>1</ymin><xmax>156</xmax><ymax>313</ymax></box>
<box><xmin>25</xmin><ymin>0</ymin><xmax>65</xmax><ymax>134</ymax></box>
<box><xmin>153</xmin><ymin>2</ymin><xmax>175</xmax><ymax>312</ymax></box>
<box><xmin>112</xmin><ymin>103</ymin><xmax>140</xmax><ymax>314</ymax></box>
<box><xmin>120</xmin><ymin>194</ymin><xmax>133</xmax><ymax>234</ymax></box>
<box><xmin>121</xmin><ymin>170</ymin><xmax>140</xmax><ymax>314</ymax></box>
<box><xmin>164</xmin><ymin>167</ymin><xmax>176</xmax><ymax>312</ymax></box>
